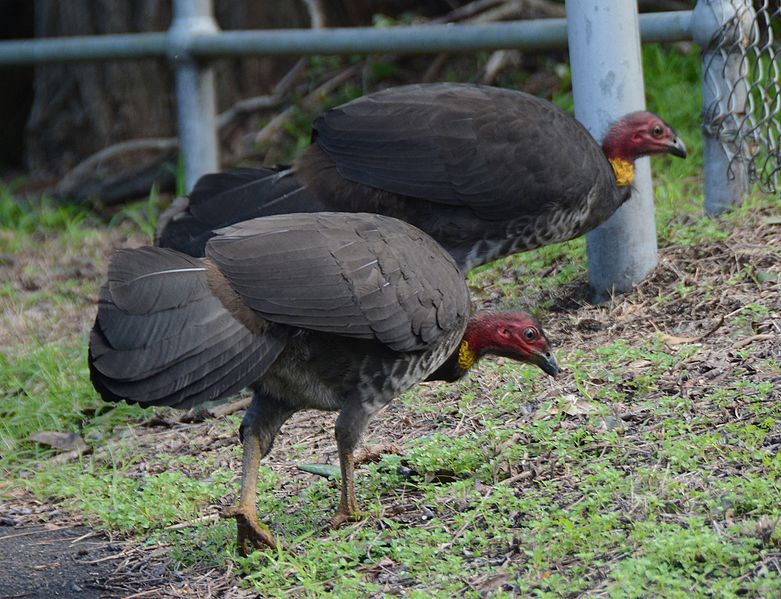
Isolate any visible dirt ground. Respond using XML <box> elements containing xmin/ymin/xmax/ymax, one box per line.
<box><xmin>0</xmin><ymin>522</ymin><xmax>124</xmax><ymax>598</ymax></box>
<box><xmin>2</xmin><ymin>203</ymin><xmax>779</xmax><ymax>597</ymax></box>
<box><xmin>0</xmin><ymin>498</ymin><xmax>254</xmax><ymax>598</ymax></box>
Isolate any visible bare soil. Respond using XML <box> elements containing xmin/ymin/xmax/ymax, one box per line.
<box><xmin>0</xmin><ymin>522</ymin><xmax>123</xmax><ymax>598</ymax></box>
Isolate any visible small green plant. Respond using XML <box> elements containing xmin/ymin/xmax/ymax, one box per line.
<box><xmin>108</xmin><ymin>185</ymin><xmax>162</xmax><ymax>240</ymax></box>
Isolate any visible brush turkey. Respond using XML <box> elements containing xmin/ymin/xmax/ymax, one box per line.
<box><xmin>157</xmin><ymin>83</ymin><xmax>686</xmax><ymax>271</ymax></box>
<box><xmin>89</xmin><ymin>212</ymin><xmax>559</xmax><ymax>553</ymax></box>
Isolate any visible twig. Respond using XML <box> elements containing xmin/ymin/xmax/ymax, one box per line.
<box><xmin>652</xmin><ymin>315</ymin><xmax>726</xmax><ymax>346</ymax></box>
<box><xmin>422</xmin><ymin>53</ymin><xmax>450</xmax><ymax>83</ymax></box>
<box><xmin>122</xmin><ymin>589</ymin><xmax>165</xmax><ymax>599</ymax></box>
<box><xmin>207</xmin><ymin>396</ymin><xmax>252</xmax><ymax>418</ymax></box>
<box><xmin>0</xmin><ymin>526</ymin><xmax>70</xmax><ymax>541</ymax></box>
<box><xmin>83</xmin><ymin>553</ymin><xmax>128</xmax><ymax>565</ymax></box>
<box><xmin>56</xmin><ymin>138</ymin><xmax>178</xmax><ymax>196</ymax></box>
<box><xmin>253</xmin><ymin>65</ymin><xmax>359</xmax><ymax>147</ymax></box>
<box><xmin>216</xmin><ymin>95</ymin><xmax>283</xmax><ymax>130</ymax></box>
<box><xmin>731</xmin><ymin>333</ymin><xmax>775</xmax><ymax>349</ymax></box>
<box><xmin>474</xmin><ymin>0</ymin><xmax>564</xmax><ymax>23</ymax></box>
<box><xmin>435</xmin><ymin>0</ymin><xmax>505</xmax><ymax>23</ymax></box>
<box><xmin>215</xmin><ymin>60</ymin><xmax>307</xmax><ymax>130</ymax></box>
<box><xmin>498</xmin><ymin>469</ymin><xmax>534</xmax><ymax>486</ymax></box>
<box><xmin>180</xmin><ymin>396</ymin><xmax>252</xmax><ymax>422</ymax></box>
<box><xmin>481</xmin><ymin>49</ymin><xmax>521</xmax><ymax>84</ymax></box>
<box><xmin>164</xmin><ymin>513</ymin><xmax>220</xmax><ymax>531</ymax></box>
<box><xmin>273</xmin><ymin>59</ymin><xmax>308</xmax><ymax>96</ymax></box>
<box><xmin>70</xmin><ymin>530</ymin><xmax>98</xmax><ymax>544</ymax></box>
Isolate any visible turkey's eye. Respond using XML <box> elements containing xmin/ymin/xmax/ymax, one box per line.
<box><xmin>523</xmin><ymin>327</ymin><xmax>537</xmax><ymax>341</ymax></box>
<box><xmin>652</xmin><ymin>124</ymin><xmax>663</xmax><ymax>137</ymax></box>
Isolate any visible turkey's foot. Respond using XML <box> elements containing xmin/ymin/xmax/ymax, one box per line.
<box><xmin>329</xmin><ymin>508</ymin><xmax>362</xmax><ymax>530</ymax></box>
<box><xmin>222</xmin><ymin>506</ymin><xmax>278</xmax><ymax>555</ymax></box>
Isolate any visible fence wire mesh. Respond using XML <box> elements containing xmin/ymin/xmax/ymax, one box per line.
<box><xmin>702</xmin><ymin>0</ymin><xmax>781</xmax><ymax>192</ymax></box>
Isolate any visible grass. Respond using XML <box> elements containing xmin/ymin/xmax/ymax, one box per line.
<box><xmin>2</xmin><ymin>43</ymin><xmax>781</xmax><ymax>597</ymax></box>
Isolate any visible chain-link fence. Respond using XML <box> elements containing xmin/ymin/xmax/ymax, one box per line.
<box><xmin>702</xmin><ymin>0</ymin><xmax>780</xmax><ymax>193</ymax></box>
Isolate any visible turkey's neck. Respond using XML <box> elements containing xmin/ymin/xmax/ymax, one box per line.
<box><xmin>602</xmin><ymin>133</ymin><xmax>636</xmax><ymax>188</ymax></box>
<box><xmin>608</xmin><ymin>158</ymin><xmax>634</xmax><ymax>187</ymax></box>
<box><xmin>426</xmin><ymin>340</ymin><xmax>477</xmax><ymax>383</ymax></box>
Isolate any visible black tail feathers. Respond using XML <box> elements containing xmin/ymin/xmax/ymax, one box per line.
<box><xmin>155</xmin><ymin>167</ymin><xmax>315</xmax><ymax>256</ymax></box>
<box><xmin>88</xmin><ymin>246</ymin><xmax>287</xmax><ymax>409</ymax></box>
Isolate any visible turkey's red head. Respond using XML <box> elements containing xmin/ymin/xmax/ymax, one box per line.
<box><xmin>602</xmin><ymin>111</ymin><xmax>687</xmax><ymax>162</ymax></box>
<box><xmin>461</xmin><ymin>311</ymin><xmax>559</xmax><ymax>377</ymax></box>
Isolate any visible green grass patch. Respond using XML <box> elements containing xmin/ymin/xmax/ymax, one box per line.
<box><xmin>0</xmin><ymin>343</ymin><xmax>146</xmax><ymax>479</ymax></box>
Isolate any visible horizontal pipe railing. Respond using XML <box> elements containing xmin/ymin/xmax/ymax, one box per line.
<box><xmin>0</xmin><ymin>11</ymin><xmax>692</xmax><ymax>65</ymax></box>
<box><xmin>196</xmin><ymin>11</ymin><xmax>692</xmax><ymax>57</ymax></box>
<box><xmin>0</xmin><ymin>33</ymin><xmax>167</xmax><ymax>65</ymax></box>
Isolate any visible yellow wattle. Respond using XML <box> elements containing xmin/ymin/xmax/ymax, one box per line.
<box><xmin>609</xmin><ymin>158</ymin><xmax>634</xmax><ymax>187</ymax></box>
<box><xmin>457</xmin><ymin>340</ymin><xmax>477</xmax><ymax>371</ymax></box>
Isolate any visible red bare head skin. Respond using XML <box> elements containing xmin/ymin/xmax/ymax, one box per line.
<box><xmin>463</xmin><ymin>311</ymin><xmax>559</xmax><ymax>377</ymax></box>
<box><xmin>602</xmin><ymin>111</ymin><xmax>687</xmax><ymax>162</ymax></box>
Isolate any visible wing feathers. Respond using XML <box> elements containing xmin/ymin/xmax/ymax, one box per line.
<box><xmin>312</xmin><ymin>82</ymin><xmax>608</xmax><ymax>220</ymax></box>
<box><xmin>207</xmin><ymin>212</ymin><xmax>469</xmax><ymax>352</ymax></box>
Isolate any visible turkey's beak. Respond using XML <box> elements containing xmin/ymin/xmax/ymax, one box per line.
<box><xmin>666</xmin><ymin>136</ymin><xmax>687</xmax><ymax>158</ymax></box>
<box><xmin>533</xmin><ymin>351</ymin><xmax>559</xmax><ymax>378</ymax></box>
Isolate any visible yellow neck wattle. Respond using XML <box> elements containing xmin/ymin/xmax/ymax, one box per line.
<box><xmin>609</xmin><ymin>158</ymin><xmax>634</xmax><ymax>187</ymax></box>
<box><xmin>457</xmin><ymin>340</ymin><xmax>477</xmax><ymax>371</ymax></box>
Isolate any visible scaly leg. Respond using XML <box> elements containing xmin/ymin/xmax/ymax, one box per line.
<box><xmin>222</xmin><ymin>390</ymin><xmax>293</xmax><ymax>555</ymax></box>
<box><xmin>331</xmin><ymin>399</ymin><xmax>372</xmax><ymax>529</ymax></box>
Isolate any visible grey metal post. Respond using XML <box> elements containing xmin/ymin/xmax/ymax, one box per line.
<box><xmin>565</xmin><ymin>0</ymin><xmax>657</xmax><ymax>303</ymax></box>
<box><xmin>692</xmin><ymin>0</ymin><xmax>752</xmax><ymax>215</ymax></box>
<box><xmin>168</xmin><ymin>0</ymin><xmax>219</xmax><ymax>193</ymax></box>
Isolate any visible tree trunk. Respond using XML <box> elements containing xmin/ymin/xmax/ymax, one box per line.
<box><xmin>24</xmin><ymin>0</ymin><xmax>312</xmax><ymax>181</ymax></box>
<box><xmin>0</xmin><ymin>1</ymin><xmax>34</xmax><ymax>172</ymax></box>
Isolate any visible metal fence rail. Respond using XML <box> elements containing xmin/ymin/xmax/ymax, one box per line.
<box><xmin>0</xmin><ymin>12</ymin><xmax>693</xmax><ymax>65</ymax></box>
<box><xmin>0</xmin><ymin>0</ymin><xmax>763</xmax><ymax>298</ymax></box>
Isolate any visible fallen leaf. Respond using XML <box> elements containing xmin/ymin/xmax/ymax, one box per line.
<box><xmin>475</xmin><ymin>572</ymin><xmax>513</xmax><ymax>593</ymax></box>
<box><xmin>658</xmin><ymin>332</ymin><xmax>703</xmax><ymax>346</ymax></box>
<box><xmin>423</xmin><ymin>470</ymin><xmax>461</xmax><ymax>484</ymax></box>
<box><xmin>655</xmin><ymin>315</ymin><xmax>725</xmax><ymax>346</ymax></box>
<box><xmin>543</xmin><ymin>394</ymin><xmax>599</xmax><ymax>417</ymax></box>
<box><xmin>29</xmin><ymin>431</ymin><xmax>88</xmax><ymax>453</ymax></box>
<box><xmin>627</xmin><ymin>359</ymin><xmax>654</xmax><ymax>369</ymax></box>
<box><xmin>731</xmin><ymin>333</ymin><xmax>775</xmax><ymax>349</ymax></box>
<box><xmin>355</xmin><ymin>443</ymin><xmax>404</xmax><ymax>465</ymax></box>
<box><xmin>297</xmin><ymin>463</ymin><xmax>341</xmax><ymax>479</ymax></box>
<box><xmin>764</xmin><ymin>215</ymin><xmax>781</xmax><ymax>225</ymax></box>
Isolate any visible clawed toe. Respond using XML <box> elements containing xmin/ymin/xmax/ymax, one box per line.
<box><xmin>329</xmin><ymin>509</ymin><xmax>361</xmax><ymax>530</ymax></box>
<box><xmin>222</xmin><ymin>507</ymin><xmax>278</xmax><ymax>555</ymax></box>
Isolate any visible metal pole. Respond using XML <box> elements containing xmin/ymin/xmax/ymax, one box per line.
<box><xmin>565</xmin><ymin>0</ymin><xmax>658</xmax><ymax>303</ymax></box>
<box><xmin>168</xmin><ymin>0</ymin><xmax>219</xmax><ymax>193</ymax></box>
<box><xmin>691</xmin><ymin>0</ymin><xmax>752</xmax><ymax>215</ymax></box>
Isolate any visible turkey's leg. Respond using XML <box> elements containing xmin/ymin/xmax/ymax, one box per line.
<box><xmin>222</xmin><ymin>390</ymin><xmax>293</xmax><ymax>555</ymax></box>
<box><xmin>331</xmin><ymin>399</ymin><xmax>372</xmax><ymax>528</ymax></box>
